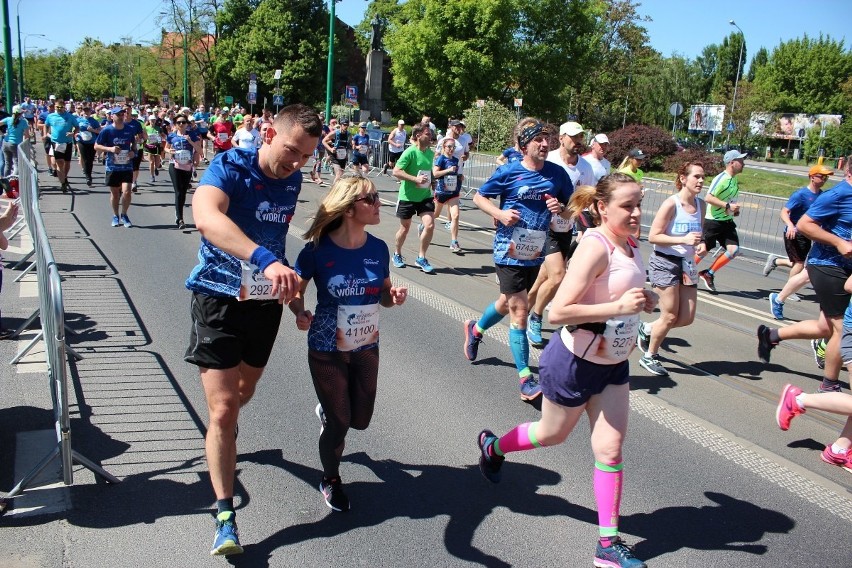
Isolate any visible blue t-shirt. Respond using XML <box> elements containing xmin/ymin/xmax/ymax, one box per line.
<box><xmin>19</xmin><ymin>102</ymin><xmax>35</xmax><ymax>120</ymax></box>
<box><xmin>75</xmin><ymin>116</ymin><xmax>100</xmax><ymax>144</ymax></box>
<box><xmin>124</xmin><ymin>119</ymin><xmax>144</xmax><ymax>140</ymax></box>
<box><xmin>478</xmin><ymin>160</ymin><xmax>573</xmax><ymax>266</ymax></box>
<box><xmin>295</xmin><ymin>233</ymin><xmax>390</xmax><ymax>352</ymax></box>
<box><xmin>193</xmin><ymin>111</ymin><xmax>210</xmax><ymax>132</ymax></box>
<box><xmin>352</xmin><ymin>133</ymin><xmax>370</xmax><ymax>157</ymax></box>
<box><xmin>804</xmin><ymin>180</ymin><xmax>852</xmax><ymax>271</ymax></box>
<box><xmin>45</xmin><ymin>111</ymin><xmax>77</xmax><ymax>143</ymax></box>
<box><xmin>501</xmin><ymin>147</ymin><xmax>523</xmax><ymax>163</ymax></box>
<box><xmin>784</xmin><ymin>186</ymin><xmax>820</xmax><ymax>227</ymax></box>
<box><xmin>434</xmin><ymin>154</ymin><xmax>460</xmax><ymax>195</ymax></box>
<box><xmin>185</xmin><ymin>147</ymin><xmax>303</xmax><ymax>297</ymax></box>
<box><xmin>38</xmin><ymin>110</ymin><xmax>50</xmax><ymax>126</ymax></box>
<box><xmin>95</xmin><ymin>124</ymin><xmax>136</xmax><ymax>172</ymax></box>
<box><xmin>2</xmin><ymin>117</ymin><xmax>29</xmax><ymax>144</ymax></box>
<box><xmin>167</xmin><ymin>130</ymin><xmax>200</xmax><ymax>152</ymax></box>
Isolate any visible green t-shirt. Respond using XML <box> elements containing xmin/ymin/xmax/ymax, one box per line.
<box><xmin>705</xmin><ymin>171</ymin><xmax>739</xmax><ymax>221</ymax></box>
<box><xmin>396</xmin><ymin>144</ymin><xmax>435</xmax><ymax>202</ymax></box>
<box><xmin>617</xmin><ymin>165</ymin><xmax>644</xmax><ymax>184</ymax></box>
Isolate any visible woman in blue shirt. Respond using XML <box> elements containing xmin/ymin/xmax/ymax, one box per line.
<box><xmin>2</xmin><ymin>106</ymin><xmax>31</xmax><ymax>178</ymax></box>
<box><xmin>290</xmin><ymin>176</ymin><xmax>408</xmax><ymax>512</ymax></box>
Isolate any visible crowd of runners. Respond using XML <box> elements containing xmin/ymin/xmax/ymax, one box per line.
<box><xmin>4</xmin><ymin>98</ymin><xmax>851</xmax><ymax>568</ymax></box>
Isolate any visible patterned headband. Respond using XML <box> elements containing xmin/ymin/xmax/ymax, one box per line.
<box><xmin>518</xmin><ymin>122</ymin><xmax>545</xmax><ymax>148</ymax></box>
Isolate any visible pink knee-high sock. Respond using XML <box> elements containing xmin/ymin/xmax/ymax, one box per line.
<box><xmin>493</xmin><ymin>422</ymin><xmax>541</xmax><ymax>456</ymax></box>
<box><xmin>594</xmin><ymin>461</ymin><xmax>623</xmax><ymax>539</ymax></box>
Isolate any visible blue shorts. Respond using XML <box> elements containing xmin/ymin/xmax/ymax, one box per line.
<box><xmin>539</xmin><ymin>330</ymin><xmax>629</xmax><ymax>407</ymax></box>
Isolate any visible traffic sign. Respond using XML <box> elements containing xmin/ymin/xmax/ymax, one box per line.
<box><xmin>514</xmin><ymin>98</ymin><xmax>523</xmax><ymax>108</ymax></box>
<box><xmin>224</xmin><ymin>95</ymin><xmax>234</xmax><ymax>104</ymax></box>
<box><xmin>248</xmin><ymin>72</ymin><xmax>257</xmax><ymax>94</ymax></box>
<box><xmin>273</xmin><ymin>94</ymin><xmax>284</xmax><ymax>106</ymax></box>
<box><xmin>669</xmin><ymin>102</ymin><xmax>683</xmax><ymax>116</ymax></box>
<box><xmin>247</xmin><ymin>92</ymin><xmax>257</xmax><ymax>105</ymax></box>
<box><xmin>476</xmin><ymin>99</ymin><xmax>485</xmax><ymax>108</ymax></box>
<box><xmin>274</xmin><ymin>69</ymin><xmax>282</xmax><ymax>80</ymax></box>
<box><xmin>345</xmin><ymin>85</ymin><xmax>358</xmax><ymax>105</ymax></box>
<box><xmin>727</xmin><ymin>121</ymin><xmax>735</xmax><ymax>132</ymax></box>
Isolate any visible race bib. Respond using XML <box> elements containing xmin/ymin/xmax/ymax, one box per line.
<box><xmin>336</xmin><ymin>148</ymin><xmax>348</xmax><ymax>160</ymax></box>
<box><xmin>114</xmin><ymin>150</ymin><xmax>130</xmax><ymax>165</ymax></box>
<box><xmin>550</xmin><ymin>214</ymin><xmax>573</xmax><ymax>233</ymax></box>
<box><xmin>174</xmin><ymin>149</ymin><xmax>192</xmax><ymax>165</ymax></box>
<box><xmin>79</xmin><ymin>131</ymin><xmax>93</xmax><ymax>142</ymax></box>
<box><xmin>682</xmin><ymin>257</ymin><xmax>698</xmax><ymax>286</ymax></box>
<box><xmin>54</xmin><ymin>142</ymin><xmax>67</xmax><ymax>153</ymax></box>
<box><xmin>336</xmin><ymin>304</ymin><xmax>380</xmax><ymax>352</ymax></box>
<box><xmin>147</xmin><ymin>133</ymin><xmax>161</xmax><ymax>144</ymax></box>
<box><xmin>508</xmin><ymin>227</ymin><xmax>546</xmax><ymax>260</ymax></box>
<box><xmin>597</xmin><ymin>315</ymin><xmax>639</xmax><ymax>360</ymax></box>
<box><xmin>416</xmin><ymin>170</ymin><xmax>432</xmax><ymax>188</ymax></box>
<box><xmin>237</xmin><ymin>262</ymin><xmax>278</xmax><ymax>301</ymax></box>
<box><xmin>217</xmin><ymin>132</ymin><xmax>229</xmax><ymax>142</ymax></box>
<box><xmin>444</xmin><ymin>175</ymin><xmax>458</xmax><ymax>191</ymax></box>
<box><xmin>358</xmin><ymin>144</ymin><xmax>369</xmax><ymax>154</ymax></box>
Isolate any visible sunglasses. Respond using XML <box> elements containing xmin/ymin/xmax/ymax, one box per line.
<box><xmin>176</xmin><ymin>120</ymin><xmax>188</xmax><ymax>125</ymax></box>
<box><xmin>354</xmin><ymin>192</ymin><xmax>380</xmax><ymax>205</ymax></box>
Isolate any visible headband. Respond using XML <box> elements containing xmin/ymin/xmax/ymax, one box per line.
<box><xmin>518</xmin><ymin>122</ymin><xmax>545</xmax><ymax>148</ymax></box>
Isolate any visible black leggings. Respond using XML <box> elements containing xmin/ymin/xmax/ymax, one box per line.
<box><xmin>309</xmin><ymin>348</ymin><xmax>379</xmax><ymax>477</ymax></box>
<box><xmin>168</xmin><ymin>163</ymin><xmax>192</xmax><ymax>222</ymax></box>
<box><xmin>79</xmin><ymin>143</ymin><xmax>95</xmax><ymax>179</ymax></box>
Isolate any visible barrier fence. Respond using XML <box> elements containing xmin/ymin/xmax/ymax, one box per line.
<box><xmin>2</xmin><ymin>142</ymin><xmax>118</xmax><ymax>511</ymax></box>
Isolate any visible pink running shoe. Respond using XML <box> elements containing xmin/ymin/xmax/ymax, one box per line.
<box><xmin>776</xmin><ymin>384</ymin><xmax>804</xmax><ymax>431</ymax></box>
<box><xmin>820</xmin><ymin>445</ymin><xmax>851</xmax><ymax>471</ymax></box>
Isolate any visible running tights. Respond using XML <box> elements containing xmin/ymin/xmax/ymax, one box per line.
<box><xmin>79</xmin><ymin>143</ymin><xmax>95</xmax><ymax>180</ymax></box>
<box><xmin>169</xmin><ymin>163</ymin><xmax>192</xmax><ymax>222</ymax></box>
<box><xmin>309</xmin><ymin>348</ymin><xmax>379</xmax><ymax>478</ymax></box>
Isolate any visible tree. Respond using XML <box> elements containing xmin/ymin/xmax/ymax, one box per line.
<box><xmin>460</xmin><ymin>99</ymin><xmax>517</xmax><ymax>153</ymax></box>
<box><xmin>746</xmin><ymin>47</ymin><xmax>768</xmax><ymax>82</ymax></box>
<box><xmin>711</xmin><ymin>32</ymin><xmax>746</xmax><ymax>103</ymax></box>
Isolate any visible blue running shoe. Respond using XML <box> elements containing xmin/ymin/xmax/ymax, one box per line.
<box><xmin>463</xmin><ymin>319</ymin><xmax>482</xmax><ymax>361</ymax></box>
<box><xmin>477</xmin><ymin>429</ymin><xmax>504</xmax><ymax>483</ymax></box>
<box><xmin>527</xmin><ymin>313</ymin><xmax>543</xmax><ymax>347</ymax></box>
<box><xmin>519</xmin><ymin>375</ymin><xmax>542</xmax><ymax>401</ymax></box>
<box><xmin>768</xmin><ymin>293</ymin><xmax>784</xmax><ymax>320</ymax></box>
<box><xmin>417</xmin><ymin>222</ymin><xmax>424</xmax><ymax>236</ymax></box>
<box><xmin>594</xmin><ymin>537</ymin><xmax>646</xmax><ymax>568</ymax></box>
<box><xmin>392</xmin><ymin>253</ymin><xmax>405</xmax><ymax>268</ymax></box>
<box><xmin>111</xmin><ymin>215</ymin><xmax>120</xmax><ymax>227</ymax></box>
<box><xmin>210</xmin><ymin>512</ymin><xmax>243</xmax><ymax>556</ymax></box>
<box><xmin>120</xmin><ymin>213</ymin><xmax>132</xmax><ymax>228</ymax></box>
<box><xmin>415</xmin><ymin>256</ymin><xmax>434</xmax><ymax>273</ymax></box>
<box><xmin>444</xmin><ymin>221</ymin><xmax>452</xmax><ymax>231</ymax></box>
<box><xmin>636</xmin><ymin>323</ymin><xmax>650</xmax><ymax>353</ymax></box>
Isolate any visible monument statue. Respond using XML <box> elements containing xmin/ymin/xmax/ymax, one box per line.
<box><xmin>370</xmin><ymin>16</ymin><xmax>384</xmax><ymax>52</ymax></box>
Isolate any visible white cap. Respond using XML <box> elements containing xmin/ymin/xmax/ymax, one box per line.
<box><xmin>593</xmin><ymin>133</ymin><xmax>609</xmax><ymax>144</ymax></box>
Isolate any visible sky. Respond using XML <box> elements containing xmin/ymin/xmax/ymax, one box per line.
<box><xmin>13</xmin><ymin>0</ymin><xmax>849</xmax><ymax>64</ymax></box>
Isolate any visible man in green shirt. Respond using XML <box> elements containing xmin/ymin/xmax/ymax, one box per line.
<box><xmin>696</xmin><ymin>149</ymin><xmax>746</xmax><ymax>292</ymax></box>
<box><xmin>391</xmin><ymin>124</ymin><xmax>436</xmax><ymax>273</ymax></box>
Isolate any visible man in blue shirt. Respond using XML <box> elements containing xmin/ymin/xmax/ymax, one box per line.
<box><xmin>463</xmin><ymin>120</ymin><xmax>573</xmax><ymax>401</ymax></box>
<box><xmin>183</xmin><ymin>103</ymin><xmax>322</xmax><ymax>557</ymax></box>
<box><xmin>94</xmin><ymin>107</ymin><xmax>138</xmax><ymax>227</ymax></box>
<box><xmin>193</xmin><ymin>104</ymin><xmax>211</xmax><ymax>163</ymax></box>
<box><xmin>44</xmin><ymin>98</ymin><xmax>77</xmax><ymax>192</ymax></box>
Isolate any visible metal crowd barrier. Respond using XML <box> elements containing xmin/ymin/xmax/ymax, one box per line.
<box><xmin>2</xmin><ymin>142</ymin><xmax>118</xmax><ymax>509</ymax></box>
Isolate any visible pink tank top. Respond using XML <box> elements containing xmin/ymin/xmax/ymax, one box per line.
<box><xmin>560</xmin><ymin>229</ymin><xmax>646</xmax><ymax>365</ymax></box>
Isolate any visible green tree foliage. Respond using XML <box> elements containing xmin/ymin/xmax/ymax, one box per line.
<box><xmin>751</xmin><ymin>34</ymin><xmax>852</xmax><ymax>114</ymax></box>
<box><xmin>694</xmin><ymin>44</ymin><xmax>718</xmax><ymax>101</ymax></box>
<box><xmin>459</xmin><ymin>99</ymin><xmax>517</xmax><ymax>154</ymax></box>
<box><xmin>23</xmin><ymin>49</ymin><xmax>72</xmax><ymax>100</ymax></box>
<box><xmin>746</xmin><ymin>47</ymin><xmax>768</xmax><ymax>82</ymax></box>
<box><xmin>631</xmin><ymin>54</ymin><xmax>706</xmax><ymax>131</ymax></box>
<box><xmin>711</xmin><ymin>32</ymin><xmax>746</xmax><ymax>103</ymax></box>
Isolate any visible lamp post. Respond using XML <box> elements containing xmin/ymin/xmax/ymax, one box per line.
<box><xmin>324</xmin><ymin>0</ymin><xmax>338</xmax><ymax>123</ymax></box>
<box><xmin>135</xmin><ymin>43</ymin><xmax>142</xmax><ymax>103</ymax></box>
<box><xmin>15</xmin><ymin>0</ymin><xmax>22</xmax><ymax>101</ymax></box>
<box><xmin>728</xmin><ymin>20</ymin><xmax>745</xmax><ymax>141</ymax></box>
<box><xmin>21</xmin><ymin>32</ymin><xmax>46</xmax><ymax>99</ymax></box>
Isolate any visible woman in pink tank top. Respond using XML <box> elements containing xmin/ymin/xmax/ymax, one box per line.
<box><xmin>476</xmin><ymin>173</ymin><xmax>658</xmax><ymax>567</ymax></box>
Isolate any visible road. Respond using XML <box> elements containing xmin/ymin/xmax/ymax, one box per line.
<box><xmin>1</xmin><ymin>148</ymin><xmax>850</xmax><ymax>568</ymax></box>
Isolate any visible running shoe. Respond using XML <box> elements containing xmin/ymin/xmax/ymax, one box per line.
<box><xmin>177</xmin><ymin>220</ymin><xmax>186</xmax><ymax>230</ymax></box>
<box><xmin>820</xmin><ymin>445</ymin><xmax>850</xmax><ymax>468</ymax></box>
<box><xmin>638</xmin><ymin>354</ymin><xmax>668</xmax><ymax>376</ymax></box>
<box><xmin>762</xmin><ymin>254</ymin><xmax>780</xmax><ymax>276</ymax></box>
<box><xmin>636</xmin><ymin>323</ymin><xmax>650</xmax><ymax>353</ymax></box>
<box><xmin>477</xmin><ymin>429</ymin><xmax>504</xmax><ymax>483</ymax></box>
<box><xmin>111</xmin><ymin>215</ymin><xmax>120</xmax><ymax>227</ymax></box>
<box><xmin>319</xmin><ymin>477</ymin><xmax>350</xmax><ymax>512</ymax></box>
<box><xmin>818</xmin><ymin>380</ymin><xmax>841</xmax><ymax>393</ymax></box>
<box><xmin>449</xmin><ymin>240</ymin><xmax>461</xmax><ymax>253</ymax></box>
<box><xmin>417</xmin><ymin>222</ymin><xmax>424</xmax><ymax>236</ymax></box>
<box><xmin>756</xmin><ymin>324</ymin><xmax>776</xmax><ymax>363</ymax></box>
<box><xmin>444</xmin><ymin>221</ymin><xmax>452</xmax><ymax>231</ymax></box>
<box><xmin>776</xmin><ymin>384</ymin><xmax>804</xmax><ymax>431</ymax></box>
<box><xmin>415</xmin><ymin>257</ymin><xmax>435</xmax><ymax>273</ymax></box>
<box><xmin>812</xmin><ymin>339</ymin><xmax>826</xmax><ymax>370</ymax></box>
<box><xmin>519</xmin><ymin>375</ymin><xmax>542</xmax><ymax>401</ymax></box>
<box><xmin>210</xmin><ymin>511</ymin><xmax>243</xmax><ymax>556</ymax></box>
<box><xmin>131</xmin><ymin>182</ymin><xmax>138</xmax><ymax>193</ymax></box>
<box><xmin>86</xmin><ymin>177</ymin><xmax>92</xmax><ymax>187</ymax></box>
<box><xmin>315</xmin><ymin>402</ymin><xmax>326</xmax><ymax>434</ymax></box>
<box><xmin>768</xmin><ymin>293</ymin><xmax>784</xmax><ymax>320</ymax></box>
<box><xmin>463</xmin><ymin>319</ymin><xmax>482</xmax><ymax>361</ymax></box>
<box><xmin>120</xmin><ymin>214</ymin><xmax>132</xmax><ymax>228</ymax></box>
<box><xmin>527</xmin><ymin>313</ymin><xmax>544</xmax><ymax>347</ymax></box>
<box><xmin>594</xmin><ymin>537</ymin><xmax>646</xmax><ymax>568</ymax></box>
<box><xmin>787</xmin><ymin>293</ymin><xmax>801</xmax><ymax>302</ymax></box>
<box><xmin>698</xmin><ymin>270</ymin><xmax>716</xmax><ymax>292</ymax></box>
<box><xmin>392</xmin><ymin>253</ymin><xmax>405</xmax><ymax>268</ymax></box>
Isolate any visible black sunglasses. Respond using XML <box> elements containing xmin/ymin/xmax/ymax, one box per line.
<box><xmin>175</xmin><ymin>120</ymin><xmax>188</xmax><ymax>125</ymax></box>
<box><xmin>354</xmin><ymin>192</ymin><xmax>380</xmax><ymax>205</ymax></box>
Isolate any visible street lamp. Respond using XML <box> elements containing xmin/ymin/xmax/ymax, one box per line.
<box><xmin>20</xmin><ymin>33</ymin><xmax>46</xmax><ymax>99</ymax></box>
<box><xmin>325</xmin><ymin>0</ymin><xmax>339</xmax><ymax>123</ymax></box>
<box><xmin>728</xmin><ymin>20</ymin><xmax>745</xmax><ymax>138</ymax></box>
<box><xmin>135</xmin><ymin>43</ymin><xmax>142</xmax><ymax>103</ymax></box>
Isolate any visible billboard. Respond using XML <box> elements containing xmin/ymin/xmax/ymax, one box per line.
<box><xmin>688</xmin><ymin>104</ymin><xmax>726</xmax><ymax>133</ymax></box>
<box><xmin>749</xmin><ymin>112</ymin><xmax>843</xmax><ymax>140</ymax></box>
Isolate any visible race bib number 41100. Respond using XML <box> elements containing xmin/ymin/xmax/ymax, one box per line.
<box><xmin>336</xmin><ymin>304</ymin><xmax>379</xmax><ymax>351</ymax></box>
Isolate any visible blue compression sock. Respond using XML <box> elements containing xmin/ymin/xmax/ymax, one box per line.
<box><xmin>477</xmin><ymin>302</ymin><xmax>504</xmax><ymax>333</ymax></box>
<box><xmin>509</xmin><ymin>327</ymin><xmax>530</xmax><ymax>375</ymax></box>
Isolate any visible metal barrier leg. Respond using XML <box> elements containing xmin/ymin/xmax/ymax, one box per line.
<box><xmin>11</xmin><ymin>249</ymin><xmax>35</xmax><ymax>273</ymax></box>
<box><xmin>65</xmin><ymin>344</ymin><xmax>83</xmax><ymax>361</ymax></box>
<box><xmin>12</xmin><ymin>307</ymin><xmax>39</xmax><ymax>336</ymax></box>
<box><xmin>2</xmin><ymin>445</ymin><xmax>60</xmax><ymax>500</ymax></box>
<box><xmin>10</xmin><ymin>329</ymin><xmax>43</xmax><ymax>365</ymax></box>
<box><xmin>71</xmin><ymin>451</ymin><xmax>121</xmax><ymax>484</ymax></box>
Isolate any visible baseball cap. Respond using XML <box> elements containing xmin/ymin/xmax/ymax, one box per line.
<box><xmin>559</xmin><ymin>121</ymin><xmax>584</xmax><ymax>136</ymax></box>
<box><xmin>340</xmin><ymin>117</ymin><xmax>349</xmax><ymax>125</ymax></box>
<box><xmin>593</xmin><ymin>133</ymin><xmax>610</xmax><ymax>144</ymax></box>
<box><xmin>723</xmin><ymin>149</ymin><xmax>748</xmax><ymax>164</ymax></box>
<box><xmin>48</xmin><ymin>94</ymin><xmax>56</xmax><ymax>100</ymax></box>
<box><xmin>628</xmin><ymin>148</ymin><xmax>646</xmax><ymax>159</ymax></box>
<box><xmin>131</xmin><ymin>109</ymin><xmax>139</xmax><ymax>116</ymax></box>
<box><xmin>397</xmin><ymin>119</ymin><xmax>405</xmax><ymax>125</ymax></box>
<box><xmin>11</xmin><ymin>105</ymin><xmax>21</xmax><ymax>114</ymax></box>
<box><xmin>109</xmin><ymin>107</ymin><xmax>125</xmax><ymax>115</ymax></box>
<box><xmin>359</xmin><ymin>122</ymin><xmax>368</xmax><ymax>128</ymax></box>
<box><xmin>809</xmin><ymin>164</ymin><xmax>834</xmax><ymax>176</ymax></box>
<box><xmin>448</xmin><ymin>119</ymin><xmax>462</xmax><ymax>127</ymax></box>
<box><xmin>221</xmin><ymin>106</ymin><xmax>230</xmax><ymax>113</ymax></box>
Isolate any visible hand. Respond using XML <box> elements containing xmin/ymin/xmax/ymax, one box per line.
<box><xmin>615</xmin><ymin>287</ymin><xmax>647</xmax><ymax>315</ymax></box>
<box><xmin>113</xmin><ymin>146</ymin><xmax>121</xmax><ymax>154</ymax></box>
<box><xmin>641</xmin><ymin>289</ymin><xmax>659</xmax><ymax>313</ymax></box>
<box><xmin>415</xmin><ymin>174</ymin><xmax>428</xmax><ymax>185</ymax></box>
<box><xmin>543</xmin><ymin>194</ymin><xmax>562</xmax><ymax>215</ymax></box>
<box><xmin>451</xmin><ymin>166</ymin><xmax>457</xmax><ymax>173</ymax></box>
<box><xmin>683</xmin><ymin>232</ymin><xmax>702</xmax><ymax>246</ymax></box>
<box><xmin>785</xmin><ymin>225</ymin><xmax>797</xmax><ymax>239</ymax></box>
<box><xmin>837</xmin><ymin>240</ymin><xmax>852</xmax><ymax>258</ymax></box>
<box><xmin>263</xmin><ymin>263</ymin><xmax>300</xmax><ymax>303</ymax></box>
<box><xmin>730</xmin><ymin>202</ymin><xmax>741</xmax><ymax>216</ymax></box>
<box><xmin>695</xmin><ymin>243</ymin><xmax>707</xmax><ymax>257</ymax></box>
<box><xmin>498</xmin><ymin>208</ymin><xmax>521</xmax><ymax>227</ymax></box>
<box><xmin>0</xmin><ymin>200</ymin><xmax>19</xmax><ymax>231</ymax></box>
<box><xmin>389</xmin><ymin>286</ymin><xmax>408</xmax><ymax>306</ymax></box>
<box><xmin>295</xmin><ymin>310</ymin><xmax>313</xmax><ymax>331</ymax></box>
